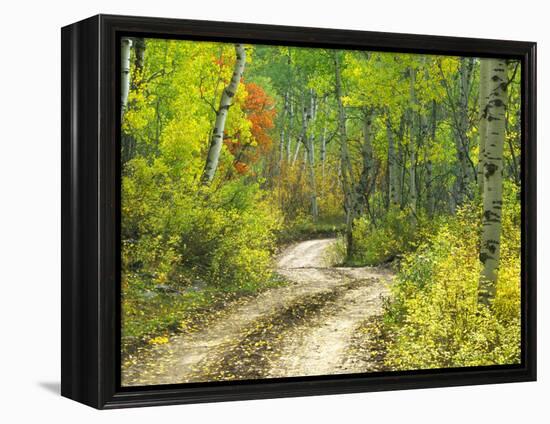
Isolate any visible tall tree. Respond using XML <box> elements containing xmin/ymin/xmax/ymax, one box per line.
<box><xmin>386</xmin><ymin>115</ymin><xmax>400</xmax><ymax>207</ymax></box>
<box><xmin>455</xmin><ymin>58</ymin><xmax>475</xmax><ymax>204</ymax></box>
<box><xmin>131</xmin><ymin>37</ymin><xmax>146</xmax><ymax>89</ymax></box>
<box><xmin>334</xmin><ymin>51</ymin><xmax>354</xmax><ymax>256</ymax></box>
<box><xmin>478</xmin><ymin>58</ymin><xmax>508</xmax><ymax>305</ymax></box>
<box><xmin>201</xmin><ymin>44</ymin><xmax>247</xmax><ymax>184</ymax></box>
<box><xmin>121</xmin><ymin>38</ymin><xmax>133</xmax><ymax>117</ymax></box>
<box><xmin>425</xmin><ymin>101</ymin><xmax>437</xmax><ymax>217</ymax></box>
<box><xmin>354</xmin><ymin>109</ymin><xmax>375</xmax><ymax>217</ymax></box>
<box><xmin>409</xmin><ymin>67</ymin><xmax>418</xmax><ymax>216</ymax></box>
<box><xmin>304</xmin><ymin>90</ymin><xmax>319</xmax><ymax>220</ymax></box>
<box><xmin>477</xmin><ymin>58</ymin><xmax>490</xmax><ymax>192</ymax></box>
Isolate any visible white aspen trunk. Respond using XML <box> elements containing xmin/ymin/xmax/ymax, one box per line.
<box><xmin>319</xmin><ymin>96</ymin><xmax>328</xmax><ymax>187</ymax></box>
<box><xmin>279</xmin><ymin>91</ymin><xmax>288</xmax><ymax>171</ymax></box>
<box><xmin>426</xmin><ymin>155</ymin><xmax>433</xmax><ymax>215</ymax></box>
<box><xmin>479</xmin><ymin>58</ymin><xmax>508</xmax><ymax>306</ymax></box>
<box><xmin>120</xmin><ymin>38</ymin><xmax>133</xmax><ymax>117</ymax></box>
<box><xmin>201</xmin><ymin>44</ymin><xmax>246</xmax><ymax>184</ymax></box>
<box><xmin>355</xmin><ymin>110</ymin><xmax>374</xmax><ymax>216</ymax></box>
<box><xmin>397</xmin><ymin>120</ymin><xmax>405</xmax><ymax>207</ymax></box>
<box><xmin>309</xmin><ymin>91</ymin><xmax>317</xmax><ymax>166</ymax></box>
<box><xmin>320</xmin><ymin>125</ymin><xmax>327</xmax><ymax>200</ymax></box>
<box><xmin>286</xmin><ymin>99</ymin><xmax>293</xmax><ymax>162</ymax></box>
<box><xmin>478</xmin><ymin>58</ymin><xmax>490</xmax><ymax>192</ymax></box>
<box><xmin>409</xmin><ymin>68</ymin><xmax>417</xmax><ymax>216</ymax></box>
<box><xmin>292</xmin><ymin>141</ymin><xmax>301</xmax><ymax>165</ymax></box>
<box><xmin>306</xmin><ymin>91</ymin><xmax>319</xmax><ymax>220</ymax></box>
<box><xmin>410</xmin><ymin>135</ymin><xmax>417</xmax><ymax>215</ymax></box>
<box><xmin>307</xmin><ymin>138</ymin><xmax>319</xmax><ymax>220</ymax></box>
<box><xmin>334</xmin><ymin>52</ymin><xmax>355</xmax><ymax>257</ymax></box>
<box><xmin>426</xmin><ymin>101</ymin><xmax>436</xmax><ymax>217</ymax></box>
<box><xmin>387</xmin><ymin>121</ymin><xmax>396</xmax><ymax>205</ymax></box>
<box><xmin>386</xmin><ymin>117</ymin><xmax>400</xmax><ymax>207</ymax></box>
<box><xmin>455</xmin><ymin>57</ymin><xmax>475</xmax><ymax>204</ymax></box>
<box><xmin>293</xmin><ymin>101</ymin><xmax>306</xmax><ymax>167</ymax></box>
<box><xmin>321</xmin><ymin>126</ymin><xmax>327</xmax><ymax>178</ymax></box>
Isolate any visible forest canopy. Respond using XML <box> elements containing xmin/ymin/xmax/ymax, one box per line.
<box><xmin>120</xmin><ymin>37</ymin><xmax>521</xmax><ymax>376</ymax></box>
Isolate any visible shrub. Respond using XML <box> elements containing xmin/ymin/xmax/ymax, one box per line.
<box><xmin>347</xmin><ymin>207</ymin><xmax>433</xmax><ymax>266</ymax></box>
<box><xmin>121</xmin><ymin>159</ymin><xmax>283</xmax><ymax>353</ymax></box>
<box><xmin>383</xmin><ymin>189</ymin><xmax>521</xmax><ymax>370</ymax></box>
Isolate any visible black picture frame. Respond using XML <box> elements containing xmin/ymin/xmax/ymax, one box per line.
<box><xmin>61</xmin><ymin>14</ymin><xmax>537</xmax><ymax>409</ymax></box>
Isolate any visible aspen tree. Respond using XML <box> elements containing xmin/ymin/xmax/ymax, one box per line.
<box><xmin>409</xmin><ymin>67</ymin><xmax>417</xmax><ymax>216</ymax></box>
<box><xmin>334</xmin><ymin>51</ymin><xmax>355</xmax><ymax>257</ymax></box>
<box><xmin>386</xmin><ymin>116</ymin><xmax>400</xmax><ymax>207</ymax></box>
<box><xmin>479</xmin><ymin>58</ymin><xmax>508</xmax><ymax>305</ymax></box>
<box><xmin>201</xmin><ymin>44</ymin><xmax>247</xmax><ymax>184</ymax></box>
<box><xmin>478</xmin><ymin>58</ymin><xmax>490</xmax><ymax>192</ymax></box>
<box><xmin>120</xmin><ymin>38</ymin><xmax>133</xmax><ymax>117</ymax></box>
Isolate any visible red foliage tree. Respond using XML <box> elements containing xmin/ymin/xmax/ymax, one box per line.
<box><xmin>224</xmin><ymin>82</ymin><xmax>276</xmax><ymax>174</ymax></box>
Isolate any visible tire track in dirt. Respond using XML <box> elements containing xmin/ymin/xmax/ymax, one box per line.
<box><xmin>121</xmin><ymin>238</ymin><xmax>393</xmax><ymax>386</ymax></box>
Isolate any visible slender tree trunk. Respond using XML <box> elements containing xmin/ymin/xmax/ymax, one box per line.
<box><xmin>386</xmin><ymin>116</ymin><xmax>400</xmax><ymax>208</ymax></box>
<box><xmin>308</xmin><ymin>93</ymin><xmax>319</xmax><ymax>220</ymax></box>
<box><xmin>334</xmin><ymin>51</ymin><xmax>355</xmax><ymax>258</ymax></box>
<box><xmin>300</xmin><ymin>90</ymin><xmax>319</xmax><ymax>220</ymax></box>
<box><xmin>409</xmin><ymin>133</ymin><xmax>417</xmax><ymax>215</ymax></box>
<box><xmin>121</xmin><ymin>38</ymin><xmax>145</xmax><ymax>165</ymax></box>
<box><xmin>355</xmin><ymin>109</ymin><xmax>374</xmax><ymax>216</ymax></box>
<box><xmin>397</xmin><ymin>116</ymin><xmax>406</xmax><ymax>208</ymax></box>
<box><xmin>321</xmin><ymin>125</ymin><xmax>327</xmax><ymax>179</ymax></box>
<box><xmin>279</xmin><ymin>91</ymin><xmax>289</xmax><ymax>172</ymax></box>
<box><xmin>478</xmin><ymin>58</ymin><xmax>490</xmax><ymax>192</ymax></box>
<box><xmin>307</xmin><ymin>139</ymin><xmax>319</xmax><ymax>220</ymax></box>
<box><xmin>478</xmin><ymin>58</ymin><xmax>508</xmax><ymax>306</ymax></box>
<box><xmin>409</xmin><ymin>68</ymin><xmax>418</xmax><ymax>216</ymax></box>
<box><xmin>286</xmin><ymin>98</ymin><xmax>293</xmax><ymax>162</ymax></box>
<box><xmin>131</xmin><ymin>37</ymin><xmax>145</xmax><ymax>89</ymax></box>
<box><xmin>292</xmin><ymin>140</ymin><xmax>301</xmax><ymax>165</ymax></box>
<box><xmin>426</xmin><ymin>101</ymin><xmax>437</xmax><ymax>217</ymax></box>
<box><xmin>121</xmin><ymin>38</ymin><xmax>133</xmax><ymax>118</ymax></box>
<box><xmin>507</xmin><ymin>135</ymin><xmax>520</xmax><ymax>186</ymax></box>
<box><xmin>319</xmin><ymin>96</ymin><xmax>328</xmax><ymax>190</ymax></box>
<box><xmin>201</xmin><ymin>44</ymin><xmax>246</xmax><ymax>184</ymax></box>
<box><xmin>455</xmin><ymin>57</ymin><xmax>475</xmax><ymax>204</ymax></box>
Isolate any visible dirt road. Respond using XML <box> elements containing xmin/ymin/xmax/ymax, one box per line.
<box><xmin>122</xmin><ymin>238</ymin><xmax>393</xmax><ymax>386</ymax></box>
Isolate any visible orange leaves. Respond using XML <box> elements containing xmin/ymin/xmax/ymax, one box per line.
<box><xmin>224</xmin><ymin>81</ymin><xmax>277</xmax><ymax>175</ymax></box>
<box><xmin>244</xmin><ymin>82</ymin><xmax>276</xmax><ymax>153</ymax></box>
<box><xmin>234</xmin><ymin>161</ymin><xmax>249</xmax><ymax>175</ymax></box>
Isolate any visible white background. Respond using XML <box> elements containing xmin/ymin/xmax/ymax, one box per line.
<box><xmin>0</xmin><ymin>0</ymin><xmax>546</xmax><ymax>422</ymax></box>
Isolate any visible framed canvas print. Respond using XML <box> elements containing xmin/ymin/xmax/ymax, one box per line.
<box><xmin>61</xmin><ymin>14</ymin><xmax>536</xmax><ymax>409</ymax></box>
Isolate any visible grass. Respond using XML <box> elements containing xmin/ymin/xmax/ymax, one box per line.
<box><xmin>276</xmin><ymin>215</ymin><xmax>346</xmax><ymax>244</ymax></box>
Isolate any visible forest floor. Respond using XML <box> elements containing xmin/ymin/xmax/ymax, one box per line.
<box><xmin>122</xmin><ymin>238</ymin><xmax>394</xmax><ymax>386</ymax></box>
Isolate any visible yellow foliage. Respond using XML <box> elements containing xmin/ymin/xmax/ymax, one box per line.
<box><xmin>149</xmin><ymin>336</ymin><xmax>169</xmax><ymax>345</ymax></box>
<box><xmin>384</xmin><ymin>192</ymin><xmax>521</xmax><ymax>370</ymax></box>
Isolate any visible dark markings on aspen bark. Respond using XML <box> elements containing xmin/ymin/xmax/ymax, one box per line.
<box><xmin>479</xmin><ymin>252</ymin><xmax>491</xmax><ymax>264</ymax></box>
<box><xmin>485</xmin><ymin>163</ymin><xmax>498</xmax><ymax>178</ymax></box>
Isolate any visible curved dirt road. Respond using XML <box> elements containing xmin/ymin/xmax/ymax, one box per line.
<box><xmin>122</xmin><ymin>238</ymin><xmax>393</xmax><ymax>386</ymax></box>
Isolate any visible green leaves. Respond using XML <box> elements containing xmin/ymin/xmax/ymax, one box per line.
<box><xmin>120</xmin><ymin>37</ymin><xmax>522</xmax><ymax>377</ymax></box>
<box><xmin>383</xmin><ymin>195</ymin><xmax>521</xmax><ymax>370</ymax></box>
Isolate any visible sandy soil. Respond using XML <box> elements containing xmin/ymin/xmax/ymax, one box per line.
<box><xmin>122</xmin><ymin>238</ymin><xmax>393</xmax><ymax>386</ymax></box>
